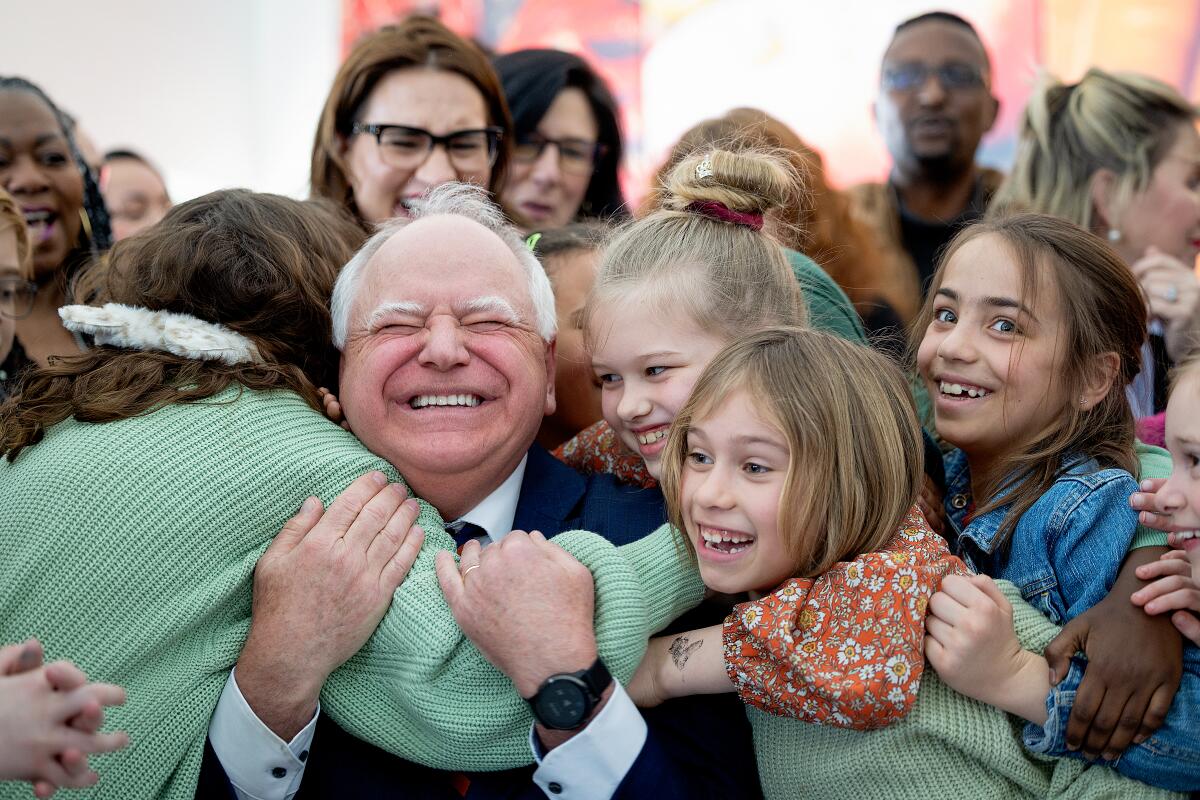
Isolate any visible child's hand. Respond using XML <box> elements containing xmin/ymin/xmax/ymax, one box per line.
<box><xmin>1133</xmin><ymin>549</ymin><xmax>1200</xmax><ymax>645</ymax></box>
<box><xmin>926</xmin><ymin>574</ymin><xmax>1050</xmax><ymax>723</ymax></box>
<box><xmin>1129</xmin><ymin>478</ymin><xmax>1187</xmax><ymax>531</ymax></box>
<box><xmin>0</xmin><ymin>657</ymin><xmax>129</xmax><ymax>795</ymax></box>
<box><xmin>317</xmin><ymin>387</ymin><xmax>352</xmax><ymax>432</ymax></box>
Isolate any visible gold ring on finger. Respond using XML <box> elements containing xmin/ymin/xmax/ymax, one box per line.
<box><xmin>463</xmin><ymin>564</ymin><xmax>481</xmax><ymax>580</ymax></box>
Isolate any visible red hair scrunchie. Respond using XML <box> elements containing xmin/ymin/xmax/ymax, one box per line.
<box><xmin>686</xmin><ymin>200</ymin><xmax>764</xmax><ymax>231</ymax></box>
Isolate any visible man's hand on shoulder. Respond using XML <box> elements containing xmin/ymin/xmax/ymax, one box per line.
<box><xmin>236</xmin><ymin>472</ymin><xmax>426</xmax><ymax>739</ymax></box>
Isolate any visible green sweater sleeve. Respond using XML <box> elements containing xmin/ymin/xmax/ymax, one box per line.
<box><xmin>1132</xmin><ymin>441</ymin><xmax>1171</xmax><ymax>550</ymax></box>
<box><xmin>320</xmin><ymin>523</ymin><xmax>704</xmax><ymax>770</ymax></box>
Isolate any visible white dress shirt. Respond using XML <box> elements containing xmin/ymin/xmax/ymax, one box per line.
<box><xmin>208</xmin><ymin>454</ymin><xmax>646</xmax><ymax>799</ymax></box>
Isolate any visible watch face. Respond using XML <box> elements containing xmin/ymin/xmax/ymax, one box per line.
<box><xmin>533</xmin><ymin>679</ymin><xmax>588</xmax><ymax>729</ymax></box>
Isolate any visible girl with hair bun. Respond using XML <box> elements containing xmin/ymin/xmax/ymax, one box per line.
<box><xmin>557</xmin><ymin>146</ymin><xmax>865</xmax><ymax>486</ymax></box>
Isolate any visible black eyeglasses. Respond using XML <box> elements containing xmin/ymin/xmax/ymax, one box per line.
<box><xmin>351</xmin><ymin>123</ymin><xmax>503</xmax><ymax>173</ymax></box>
<box><xmin>882</xmin><ymin>62</ymin><xmax>986</xmax><ymax>92</ymax></box>
<box><xmin>0</xmin><ymin>277</ymin><xmax>36</xmax><ymax>320</ymax></box>
<box><xmin>513</xmin><ymin>133</ymin><xmax>606</xmax><ymax>176</ymax></box>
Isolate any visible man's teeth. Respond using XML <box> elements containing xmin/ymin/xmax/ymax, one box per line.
<box><xmin>637</xmin><ymin>429</ymin><xmax>667</xmax><ymax>446</ymax></box>
<box><xmin>939</xmin><ymin>381</ymin><xmax>990</xmax><ymax>398</ymax></box>
<box><xmin>700</xmin><ymin>528</ymin><xmax>754</xmax><ymax>553</ymax></box>
<box><xmin>410</xmin><ymin>394</ymin><xmax>481</xmax><ymax>409</ymax></box>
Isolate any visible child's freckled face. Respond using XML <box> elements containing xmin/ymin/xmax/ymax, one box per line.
<box><xmin>1159</xmin><ymin>375</ymin><xmax>1200</xmax><ymax>570</ymax></box>
<box><xmin>588</xmin><ymin>300</ymin><xmax>726</xmax><ymax>479</ymax></box>
<box><xmin>681</xmin><ymin>390</ymin><xmax>795</xmax><ymax>596</ymax></box>
<box><xmin>916</xmin><ymin>235</ymin><xmax>1070</xmax><ymax>469</ymax></box>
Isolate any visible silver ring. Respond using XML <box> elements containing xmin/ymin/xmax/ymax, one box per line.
<box><xmin>462</xmin><ymin>564</ymin><xmax>481</xmax><ymax>580</ymax></box>
<box><xmin>1163</xmin><ymin>285</ymin><xmax>1180</xmax><ymax>303</ymax></box>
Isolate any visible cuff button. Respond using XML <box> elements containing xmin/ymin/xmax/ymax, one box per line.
<box><xmin>548</xmin><ymin>782</ymin><xmax>563</xmax><ymax>794</ymax></box>
<box><xmin>272</xmin><ymin>767</ymin><xmax>287</xmax><ymax>779</ymax></box>
<box><xmin>299</xmin><ymin>750</ymin><xmax>309</xmax><ymax>762</ymax></box>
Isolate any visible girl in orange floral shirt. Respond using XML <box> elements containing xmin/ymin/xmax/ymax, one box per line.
<box><xmin>628</xmin><ymin>327</ymin><xmax>967</xmax><ymax>729</ymax></box>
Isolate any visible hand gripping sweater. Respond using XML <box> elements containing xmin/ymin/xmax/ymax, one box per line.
<box><xmin>0</xmin><ymin>388</ymin><xmax>703</xmax><ymax>799</ymax></box>
<box><xmin>748</xmin><ymin>580</ymin><xmax>1181</xmax><ymax>800</ymax></box>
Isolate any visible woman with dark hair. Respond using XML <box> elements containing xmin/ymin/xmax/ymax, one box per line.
<box><xmin>494</xmin><ymin>49</ymin><xmax>626</xmax><ymax>230</ymax></box>
<box><xmin>0</xmin><ymin>76</ymin><xmax>112</xmax><ymax>380</ymax></box>
<box><xmin>310</xmin><ymin>15</ymin><xmax>513</xmax><ymax>228</ymax></box>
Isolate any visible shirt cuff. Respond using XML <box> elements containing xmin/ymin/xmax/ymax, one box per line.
<box><xmin>207</xmin><ymin>668</ymin><xmax>317</xmax><ymax>800</ymax></box>
<box><xmin>530</xmin><ymin>682</ymin><xmax>648</xmax><ymax>799</ymax></box>
<box><xmin>1023</xmin><ymin>655</ymin><xmax>1089</xmax><ymax>758</ymax></box>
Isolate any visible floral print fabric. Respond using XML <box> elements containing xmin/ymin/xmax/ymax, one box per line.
<box><xmin>553</xmin><ymin>419</ymin><xmax>658</xmax><ymax>489</ymax></box>
<box><xmin>724</xmin><ymin>508</ymin><xmax>969</xmax><ymax>729</ymax></box>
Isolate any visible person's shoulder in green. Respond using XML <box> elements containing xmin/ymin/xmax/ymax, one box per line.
<box><xmin>785</xmin><ymin>249</ymin><xmax>867</xmax><ymax>344</ymax></box>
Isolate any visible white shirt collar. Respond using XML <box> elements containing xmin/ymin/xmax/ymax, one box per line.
<box><xmin>451</xmin><ymin>454</ymin><xmax>527</xmax><ymax>544</ymax></box>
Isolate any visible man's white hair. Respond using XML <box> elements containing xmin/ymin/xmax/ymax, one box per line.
<box><xmin>331</xmin><ymin>183</ymin><xmax>557</xmax><ymax>350</ymax></box>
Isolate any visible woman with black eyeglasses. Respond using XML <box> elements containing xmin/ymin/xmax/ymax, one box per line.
<box><xmin>310</xmin><ymin>15</ymin><xmax>513</xmax><ymax>228</ymax></box>
<box><xmin>494</xmin><ymin>49</ymin><xmax>627</xmax><ymax>231</ymax></box>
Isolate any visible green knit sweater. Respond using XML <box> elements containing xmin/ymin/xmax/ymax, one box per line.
<box><xmin>0</xmin><ymin>388</ymin><xmax>703</xmax><ymax>799</ymax></box>
<box><xmin>751</xmin><ymin>580</ymin><xmax>1181</xmax><ymax>800</ymax></box>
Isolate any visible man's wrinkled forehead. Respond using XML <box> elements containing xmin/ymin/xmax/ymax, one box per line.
<box><xmin>361</xmin><ymin>214</ymin><xmax>527</xmax><ymax>300</ymax></box>
<box><xmin>883</xmin><ymin>19</ymin><xmax>990</xmax><ymax>72</ymax></box>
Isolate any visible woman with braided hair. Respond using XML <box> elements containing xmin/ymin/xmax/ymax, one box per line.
<box><xmin>0</xmin><ymin>76</ymin><xmax>112</xmax><ymax>385</ymax></box>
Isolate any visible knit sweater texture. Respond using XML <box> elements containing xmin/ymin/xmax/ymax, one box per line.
<box><xmin>749</xmin><ymin>580</ymin><xmax>1180</xmax><ymax>800</ymax></box>
<box><xmin>0</xmin><ymin>388</ymin><xmax>704</xmax><ymax>799</ymax></box>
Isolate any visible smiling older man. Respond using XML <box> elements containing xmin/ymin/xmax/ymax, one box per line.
<box><xmin>201</xmin><ymin>184</ymin><xmax>757</xmax><ymax>800</ymax></box>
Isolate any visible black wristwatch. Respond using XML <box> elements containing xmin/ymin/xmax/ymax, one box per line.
<box><xmin>527</xmin><ymin>658</ymin><xmax>613</xmax><ymax>730</ymax></box>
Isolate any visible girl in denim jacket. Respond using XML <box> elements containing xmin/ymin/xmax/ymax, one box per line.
<box><xmin>915</xmin><ymin>211</ymin><xmax>1199</xmax><ymax>792</ymax></box>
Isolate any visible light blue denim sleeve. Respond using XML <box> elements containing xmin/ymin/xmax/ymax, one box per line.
<box><xmin>1022</xmin><ymin>656</ymin><xmax>1087</xmax><ymax>758</ymax></box>
<box><xmin>1048</xmin><ymin>474</ymin><xmax>1138</xmax><ymax>621</ymax></box>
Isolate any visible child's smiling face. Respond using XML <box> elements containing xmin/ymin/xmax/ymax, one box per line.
<box><xmin>916</xmin><ymin>234</ymin><xmax>1072</xmax><ymax>473</ymax></box>
<box><xmin>681</xmin><ymin>389</ymin><xmax>795</xmax><ymax>596</ymax></box>
<box><xmin>1159</xmin><ymin>372</ymin><xmax>1200</xmax><ymax>570</ymax></box>
<box><xmin>589</xmin><ymin>299</ymin><xmax>726</xmax><ymax>479</ymax></box>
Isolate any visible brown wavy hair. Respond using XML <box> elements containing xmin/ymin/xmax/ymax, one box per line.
<box><xmin>911</xmin><ymin>211</ymin><xmax>1144</xmax><ymax>548</ymax></box>
<box><xmin>310</xmin><ymin>15</ymin><xmax>513</xmax><ymax>224</ymax></box>
<box><xmin>0</xmin><ymin>188</ymin><xmax>32</xmax><ymax>277</ymax></box>
<box><xmin>1</xmin><ymin>189</ymin><xmax>366</xmax><ymax>461</ymax></box>
<box><xmin>640</xmin><ymin>107</ymin><xmax>912</xmax><ymax>322</ymax></box>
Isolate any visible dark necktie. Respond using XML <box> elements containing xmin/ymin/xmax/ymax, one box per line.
<box><xmin>444</xmin><ymin>520</ymin><xmax>487</xmax><ymax>551</ymax></box>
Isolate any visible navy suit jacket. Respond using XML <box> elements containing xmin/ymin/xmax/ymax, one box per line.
<box><xmin>197</xmin><ymin>444</ymin><xmax>760</xmax><ymax>799</ymax></box>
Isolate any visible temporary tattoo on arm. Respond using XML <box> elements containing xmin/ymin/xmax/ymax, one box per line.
<box><xmin>668</xmin><ymin>635</ymin><xmax>703</xmax><ymax>670</ymax></box>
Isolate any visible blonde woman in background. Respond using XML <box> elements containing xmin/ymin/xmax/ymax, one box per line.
<box><xmin>994</xmin><ymin>67</ymin><xmax>1200</xmax><ymax>417</ymax></box>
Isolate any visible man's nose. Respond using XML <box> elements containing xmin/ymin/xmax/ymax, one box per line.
<box><xmin>417</xmin><ymin>317</ymin><xmax>470</xmax><ymax>370</ymax></box>
<box><xmin>917</xmin><ymin>70</ymin><xmax>947</xmax><ymax>106</ymax></box>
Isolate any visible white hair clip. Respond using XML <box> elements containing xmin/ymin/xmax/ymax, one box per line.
<box><xmin>695</xmin><ymin>156</ymin><xmax>714</xmax><ymax>180</ymax></box>
<box><xmin>59</xmin><ymin>303</ymin><xmax>262</xmax><ymax>365</ymax></box>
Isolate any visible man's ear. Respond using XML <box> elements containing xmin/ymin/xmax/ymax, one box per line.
<box><xmin>1080</xmin><ymin>351</ymin><xmax>1120</xmax><ymax>411</ymax></box>
<box><xmin>983</xmin><ymin>92</ymin><xmax>1000</xmax><ymax>134</ymax></box>
<box><xmin>1089</xmin><ymin>169</ymin><xmax>1122</xmax><ymax>233</ymax></box>
<box><xmin>543</xmin><ymin>338</ymin><xmax>557</xmax><ymax>417</ymax></box>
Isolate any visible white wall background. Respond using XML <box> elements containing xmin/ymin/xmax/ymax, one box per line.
<box><xmin>3</xmin><ymin>0</ymin><xmax>342</xmax><ymax>202</ymax></box>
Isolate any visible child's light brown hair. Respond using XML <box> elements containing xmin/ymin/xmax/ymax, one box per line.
<box><xmin>911</xmin><ymin>211</ymin><xmax>1144</xmax><ymax>548</ymax></box>
<box><xmin>0</xmin><ymin>188</ymin><xmax>32</xmax><ymax>278</ymax></box>
<box><xmin>659</xmin><ymin>327</ymin><xmax>923</xmax><ymax>578</ymax></box>
<box><xmin>581</xmin><ymin>147</ymin><xmax>806</xmax><ymax>349</ymax></box>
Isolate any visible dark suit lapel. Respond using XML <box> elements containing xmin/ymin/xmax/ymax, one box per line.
<box><xmin>512</xmin><ymin>444</ymin><xmax>586</xmax><ymax>536</ymax></box>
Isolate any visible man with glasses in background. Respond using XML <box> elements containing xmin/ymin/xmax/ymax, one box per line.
<box><xmin>849</xmin><ymin>11</ymin><xmax>1001</xmax><ymax>320</ymax></box>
